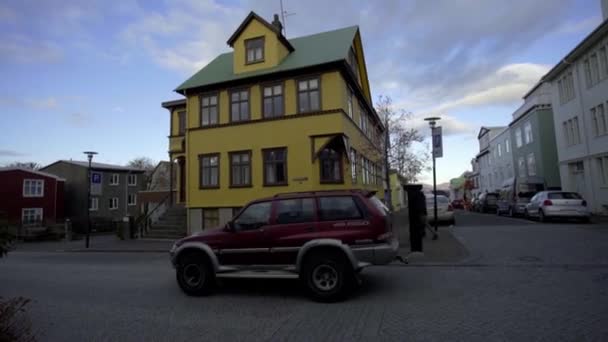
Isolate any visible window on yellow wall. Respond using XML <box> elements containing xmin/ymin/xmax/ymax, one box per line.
<box><xmin>200</xmin><ymin>154</ymin><xmax>220</xmax><ymax>188</ymax></box>
<box><xmin>320</xmin><ymin>147</ymin><xmax>343</xmax><ymax>183</ymax></box>
<box><xmin>230</xmin><ymin>89</ymin><xmax>250</xmax><ymax>122</ymax></box>
<box><xmin>297</xmin><ymin>78</ymin><xmax>320</xmax><ymax>113</ymax></box>
<box><xmin>203</xmin><ymin>209</ymin><xmax>219</xmax><ymax>229</ymax></box>
<box><xmin>347</xmin><ymin>89</ymin><xmax>353</xmax><ymax>118</ymax></box>
<box><xmin>245</xmin><ymin>37</ymin><xmax>264</xmax><ymax>64</ymax></box>
<box><xmin>350</xmin><ymin>149</ymin><xmax>357</xmax><ymax>184</ymax></box>
<box><xmin>263</xmin><ymin>84</ymin><xmax>284</xmax><ymax>118</ymax></box>
<box><xmin>263</xmin><ymin>148</ymin><xmax>287</xmax><ymax>186</ymax></box>
<box><xmin>201</xmin><ymin>94</ymin><xmax>218</xmax><ymax>126</ymax></box>
<box><xmin>177</xmin><ymin>110</ymin><xmax>186</xmax><ymax>135</ymax></box>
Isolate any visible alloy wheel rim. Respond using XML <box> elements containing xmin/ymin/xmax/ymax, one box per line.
<box><xmin>183</xmin><ymin>264</ymin><xmax>204</xmax><ymax>287</ymax></box>
<box><xmin>312</xmin><ymin>264</ymin><xmax>338</xmax><ymax>291</ymax></box>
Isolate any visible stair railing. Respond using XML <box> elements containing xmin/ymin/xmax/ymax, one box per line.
<box><xmin>135</xmin><ymin>191</ymin><xmax>174</xmax><ymax>238</ymax></box>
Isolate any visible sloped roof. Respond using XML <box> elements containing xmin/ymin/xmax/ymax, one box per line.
<box><xmin>226</xmin><ymin>11</ymin><xmax>294</xmax><ymax>52</ymax></box>
<box><xmin>0</xmin><ymin>167</ymin><xmax>66</xmax><ymax>181</ymax></box>
<box><xmin>42</xmin><ymin>160</ymin><xmax>146</xmax><ymax>173</ymax></box>
<box><xmin>175</xmin><ymin>25</ymin><xmax>359</xmax><ymax>92</ymax></box>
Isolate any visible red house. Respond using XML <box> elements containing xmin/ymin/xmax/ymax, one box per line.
<box><xmin>0</xmin><ymin>167</ymin><xmax>65</xmax><ymax>226</ymax></box>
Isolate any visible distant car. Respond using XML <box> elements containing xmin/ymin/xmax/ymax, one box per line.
<box><xmin>451</xmin><ymin>199</ymin><xmax>464</xmax><ymax>210</ymax></box>
<box><xmin>476</xmin><ymin>192</ymin><xmax>499</xmax><ymax>213</ymax></box>
<box><xmin>426</xmin><ymin>195</ymin><xmax>455</xmax><ymax>225</ymax></box>
<box><xmin>525</xmin><ymin>191</ymin><xmax>590</xmax><ymax>222</ymax></box>
<box><xmin>496</xmin><ymin>177</ymin><xmax>545</xmax><ymax>216</ymax></box>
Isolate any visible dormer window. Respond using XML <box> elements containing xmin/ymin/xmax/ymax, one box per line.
<box><xmin>245</xmin><ymin>37</ymin><xmax>264</xmax><ymax>64</ymax></box>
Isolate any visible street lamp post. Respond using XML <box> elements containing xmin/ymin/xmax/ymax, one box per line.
<box><xmin>424</xmin><ymin>117</ymin><xmax>441</xmax><ymax>240</ymax></box>
<box><xmin>83</xmin><ymin>151</ymin><xmax>98</xmax><ymax>248</ymax></box>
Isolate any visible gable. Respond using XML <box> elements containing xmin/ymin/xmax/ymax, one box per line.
<box><xmin>350</xmin><ymin>30</ymin><xmax>373</xmax><ymax>103</ymax></box>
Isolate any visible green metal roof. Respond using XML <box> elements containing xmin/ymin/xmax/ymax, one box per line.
<box><xmin>175</xmin><ymin>26</ymin><xmax>359</xmax><ymax>92</ymax></box>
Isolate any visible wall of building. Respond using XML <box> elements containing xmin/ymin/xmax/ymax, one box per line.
<box><xmin>232</xmin><ymin>18</ymin><xmax>291</xmax><ymax>74</ymax></box>
<box><xmin>0</xmin><ymin>170</ymin><xmax>64</xmax><ymax>225</ymax></box>
<box><xmin>549</xmin><ymin>31</ymin><xmax>608</xmax><ymax>213</ymax></box>
<box><xmin>488</xmin><ymin>127</ymin><xmax>514</xmax><ymax>191</ymax></box>
<box><xmin>42</xmin><ymin>162</ymin><xmax>88</xmax><ymax>222</ymax></box>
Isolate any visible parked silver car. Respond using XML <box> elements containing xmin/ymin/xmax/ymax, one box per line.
<box><xmin>525</xmin><ymin>191</ymin><xmax>590</xmax><ymax>222</ymax></box>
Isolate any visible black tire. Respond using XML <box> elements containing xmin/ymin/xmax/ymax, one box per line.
<box><xmin>524</xmin><ymin>209</ymin><xmax>529</xmax><ymax>220</ymax></box>
<box><xmin>581</xmin><ymin>217</ymin><xmax>591</xmax><ymax>224</ymax></box>
<box><xmin>539</xmin><ymin>209</ymin><xmax>546</xmax><ymax>223</ymax></box>
<box><xmin>176</xmin><ymin>252</ymin><xmax>215</xmax><ymax>296</ymax></box>
<box><xmin>301</xmin><ymin>250</ymin><xmax>353</xmax><ymax>302</ymax></box>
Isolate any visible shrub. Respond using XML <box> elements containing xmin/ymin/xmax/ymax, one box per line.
<box><xmin>0</xmin><ymin>297</ymin><xmax>36</xmax><ymax>342</ymax></box>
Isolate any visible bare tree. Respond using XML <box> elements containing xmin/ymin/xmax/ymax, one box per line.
<box><xmin>3</xmin><ymin>162</ymin><xmax>41</xmax><ymax>170</ymax></box>
<box><xmin>375</xmin><ymin>96</ymin><xmax>429</xmax><ymax>206</ymax></box>
<box><xmin>127</xmin><ymin>157</ymin><xmax>156</xmax><ymax>172</ymax></box>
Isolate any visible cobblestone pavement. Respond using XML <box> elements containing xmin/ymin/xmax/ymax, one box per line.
<box><xmin>1</xmin><ymin>211</ymin><xmax>607</xmax><ymax>341</ymax></box>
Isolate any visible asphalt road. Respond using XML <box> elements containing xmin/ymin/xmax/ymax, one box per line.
<box><xmin>2</xmin><ymin>211</ymin><xmax>608</xmax><ymax>341</ymax></box>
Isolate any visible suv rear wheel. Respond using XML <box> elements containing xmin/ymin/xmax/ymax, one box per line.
<box><xmin>176</xmin><ymin>252</ymin><xmax>215</xmax><ymax>296</ymax></box>
<box><xmin>302</xmin><ymin>251</ymin><xmax>353</xmax><ymax>302</ymax></box>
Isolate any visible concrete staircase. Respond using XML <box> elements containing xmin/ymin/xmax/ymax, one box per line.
<box><xmin>145</xmin><ymin>204</ymin><xmax>187</xmax><ymax>239</ymax></box>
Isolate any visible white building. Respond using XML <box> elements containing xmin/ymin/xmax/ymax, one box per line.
<box><xmin>542</xmin><ymin>18</ymin><xmax>608</xmax><ymax>214</ymax></box>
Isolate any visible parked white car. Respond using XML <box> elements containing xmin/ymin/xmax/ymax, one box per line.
<box><xmin>425</xmin><ymin>195</ymin><xmax>455</xmax><ymax>225</ymax></box>
<box><xmin>525</xmin><ymin>191</ymin><xmax>590</xmax><ymax>222</ymax></box>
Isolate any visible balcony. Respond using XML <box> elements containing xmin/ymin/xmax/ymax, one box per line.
<box><xmin>169</xmin><ymin>136</ymin><xmax>185</xmax><ymax>154</ymax></box>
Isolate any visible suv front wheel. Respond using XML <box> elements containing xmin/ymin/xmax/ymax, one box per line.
<box><xmin>302</xmin><ymin>251</ymin><xmax>353</xmax><ymax>302</ymax></box>
<box><xmin>176</xmin><ymin>252</ymin><xmax>216</xmax><ymax>296</ymax></box>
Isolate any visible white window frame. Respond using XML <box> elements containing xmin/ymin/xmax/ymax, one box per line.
<box><xmin>498</xmin><ymin>143</ymin><xmax>502</xmax><ymax>157</ymax></box>
<box><xmin>109</xmin><ymin>197</ymin><xmax>119</xmax><ymax>210</ymax></box>
<box><xmin>110</xmin><ymin>173</ymin><xmax>119</xmax><ymax>185</ymax></box>
<box><xmin>518</xmin><ymin>157</ymin><xmax>526</xmax><ymax>177</ymax></box>
<box><xmin>527</xmin><ymin>153</ymin><xmax>537</xmax><ymax>176</ymax></box>
<box><xmin>505</xmin><ymin>138</ymin><xmax>510</xmax><ymax>153</ymax></box>
<box><xmin>22</xmin><ymin>179</ymin><xmax>44</xmax><ymax>197</ymax></box>
<box><xmin>128</xmin><ymin>174</ymin><xmax>137</xmax><ymax>186</ymax></box>
<box><xmin>524</xmin><ymin>121</ymin><xmax>533</xmax><ymax>144</ymax></box>
<box><xmin>22</xmin><ymin>208</ymin><xmax>43</xmax><ymax>225</ymax></box>
<box><xmin>598</xmin><ymin>156</ymin><xmax>608</xmax><ymax>186</ymax></box>
<box><xmin>515</xmin><ymin>128</ymin><xmax>523</xmax><ymax>148</ymax></box>
<box><xmin>89</xmin><ymin>197</ymin><xmax>99</xmax><ymax>211</ymax></box>
<box><xmin>347</xmin><ymin>88</ymin><xmax>353</xmax><ymax>118</ymax></box>
<box><xmin>128</xmin><ymin>193</ymin><xmax>136</xmax><ymax>206</ymax></box>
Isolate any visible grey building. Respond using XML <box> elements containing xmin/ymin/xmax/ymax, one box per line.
<box><xmin>476</xmin><ymin>126</ymin><xmax>508</xmax><ymax>194</ymax></box>
<box><xmin>509</xmin><ymin>82</ymin><xmax>561</xmax><ymax>189</ymax></box>
<box><xmin>41</xmin><ymin>160</ymin><xmax>146</xmax><ymax>230</ymax></box>
<box><xmin>488</xmin><ymin>127</ymin><xmax>514</xmax><ymax>191</ymax></box>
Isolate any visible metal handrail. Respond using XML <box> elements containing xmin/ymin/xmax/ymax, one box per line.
<box><xmin>134</xmin><ymin>191</ymin><xmax>174</xmax><ymax>230</ymax></box>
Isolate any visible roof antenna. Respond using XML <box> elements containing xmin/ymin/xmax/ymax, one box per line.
<box><xmin>280</xmin><ymin>0</ymin><xmax>295</xmax><ymax>36</ymax></box>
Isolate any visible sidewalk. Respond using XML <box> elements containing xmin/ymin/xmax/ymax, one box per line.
<box><xmin>393</xmin><ymin>209</ymin><xmax>469</xmax><ymax>264</ymax></box>
<box><xmin>12</xmin><ymin>234</ymin><xmax>174</xmax><ymax>253</ymax></box>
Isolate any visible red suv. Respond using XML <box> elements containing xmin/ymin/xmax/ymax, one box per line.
<box><xmin>170</xmin><ymin>189</ymin><xmax>398</xmax><ymax>301</ymax></box>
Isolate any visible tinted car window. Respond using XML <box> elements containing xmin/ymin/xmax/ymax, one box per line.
<box><xmin>234</xmin><ymin>202</ymin><xmax>271</xmax><ymax>231</ymax></box>
<box><xmin>548</xmin><ymin>192</ymin><xmax>582</xmax><ymax>199</ymax></box>
<box><xmin>318</xmin><ymin>196</ymin><xmax>362</xmax><ymax>221</ymax></box>
<box><xmin>276</xmin><ymin>198</ymin><xmax>315</xmax><ymax>224</ymax></box>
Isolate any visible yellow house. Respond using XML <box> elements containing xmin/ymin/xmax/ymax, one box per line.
<box><xmin>162</xmin><ymin>12</ymin><xmax>385</xmax><ymax>234</ymax></box>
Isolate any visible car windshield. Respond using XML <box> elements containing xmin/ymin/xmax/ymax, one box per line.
<box><xmin>548</xmin><ymin>192</ymin><xmax>582</xmax><ymax>199</ymax></box>
<box><xmin>517</xmin><ymin>183</ymin><xmax>544</xmax><ymax>197</ymax></box>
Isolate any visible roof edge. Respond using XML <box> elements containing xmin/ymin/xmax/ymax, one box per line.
<box><xmin>0</xmin><ymin>167</ymin><xmax>66</xmax><ymax>181</ymax></box>
<box><xmin>226</xmin><ymin>11</ymin><xmax>294</xmax><ymax>52</ymax></box>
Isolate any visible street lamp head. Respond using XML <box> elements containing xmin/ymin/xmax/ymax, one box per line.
<box><xmin>424</xmin><ymin>116</ymin><xmax>441</xmax><ymax>127</ymax></box>
<box><xmin>83</xmin><ymin>151</ymin><xmax>98</xmax><ymax>162</ymax></box>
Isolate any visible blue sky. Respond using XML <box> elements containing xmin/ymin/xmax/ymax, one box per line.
<box><xmin>0</xmin><ymin>0</ymin><xmax>603</xmax><ymax>184</ymax></box>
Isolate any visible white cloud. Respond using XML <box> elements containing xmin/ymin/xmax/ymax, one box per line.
<box><xmin>65</xmin><ymin>112</ymin><xmax>90</xmax><ymax>127</ymax></box>
<box><xmin>113</xmin><ymin>106</ymin><xmax>125</xmax><ymax>113</ymax></box>
<box><xmin>0</xmin><ymin>149</ymin><xmax>25</xmax><ymax>157</ymax></box>
<box><xmin>0</xmin><ymin>34</ymin><xmax>63</xmax><ymax>64</ymax></box>
<box><xmin>0</xmin><ymin>96</ymin><xmax>60</xmax><ymax>110</ymax></box>
<box><xmin>120</xmin><ymin>0</ymin><xmax>245</xmax><ymax>73</ymax></box>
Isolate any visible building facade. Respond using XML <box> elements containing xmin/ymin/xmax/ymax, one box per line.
<box><xmin>509</xmin><ymin>82</ymin><xmax>561</xmax><ymax>189</ymax></box>
<box><xmin>476</xmin><ymin>126</ymin><xmax>508</xmax><ymax>194</ymax></box>
<box><xmin>41</xmin><ymin>161</ymin><xmax>146</xmax><ymax>229</ymax></box>
<box><xmin>542</xmin><ymin>18</ymin><xmax>608</xmax><ymax>214</ymax></box>
<box><xmin>488</xmin><ymin>127</ymin><xmax>514</xmax><ymax>191</ymax></box>
<box><xmin>163</xmin><ymin>12</ymin><xmax>384</xmax><ymax>234</ymax></box>
<box><xmin>0</xmin><ymin>168</ymin><xmax>65</xmax><ymax>226</ymax></box>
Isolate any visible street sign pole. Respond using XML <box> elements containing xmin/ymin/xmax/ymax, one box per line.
<box><xmin>83</xmin><ymin>151</ymin><xmax>98</xmax><ymax>248</ymax></box>
<box><xmin>425</xmin><ymin>117</ymin><xmax>442</xmax><ymax>241</ymax></box>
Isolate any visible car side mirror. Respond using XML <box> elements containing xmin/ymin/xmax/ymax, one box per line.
<box><xmin>226</xmin><ymin>221</ymin><xmax>235</xmax><ymax>232</ymax></box>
